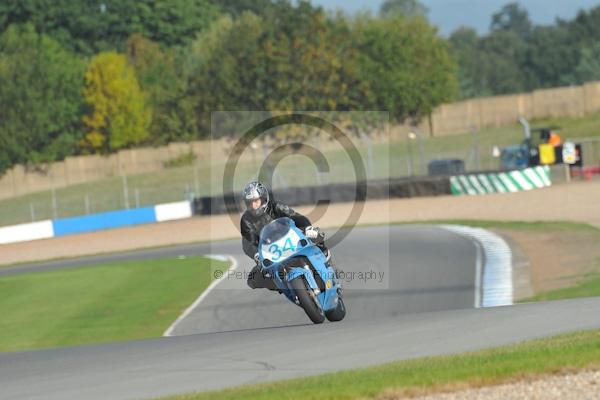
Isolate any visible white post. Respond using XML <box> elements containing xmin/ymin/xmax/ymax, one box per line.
<box><xmin>407</xmin><ymin>132</ymin><xmax>416</xmax><ymax>176</ymax></box>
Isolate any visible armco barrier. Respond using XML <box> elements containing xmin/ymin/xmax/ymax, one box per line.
<box><xmin>0</xmin><ymin>220</ymin><xmax>54</xmax><ymax>245</ymax></box>
<box><xmin>0</xmin><ymin>201</ymin><xmax>192</xmax><ymax>245</ymax></box>
<box><xmin>193</xmin><ymin>177</ymin><xmax>452</xmax><ymax>216</ymax></box>
<box><xmin>154</xmin><ymin>201</ymin><xmax>193</xmax><ymax>222</ymax></box>
<box><xmin>450</xmin><ymin>166</ymin><xmax>551</xmax><ymax>195</ymax></box>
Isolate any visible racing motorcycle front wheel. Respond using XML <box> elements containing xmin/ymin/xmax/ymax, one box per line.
<box><xmin>290</xmin><ymin>277</ymin><xmax>325</xmax><ymax>324</ymax></box>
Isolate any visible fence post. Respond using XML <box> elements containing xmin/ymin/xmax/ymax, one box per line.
<box><xmin>360</xmin><ymin>130</ymin><xmax>374</xmax><ymax>179</ymax></box>
<box><xmin>122</xmin><ymin>175</ymin><xmax>130</xmax><ymax>209</ymax></box>
<box><xmin>406</xmin><ymin>133</ymin><xmax>415</xmax><ymax>176</ymax></box>
<box><xmin>193</xmin><ymin>164</ymin><xmax>200</xmax><ymax>198</ymax></box>
<box><xmin>471</xmin><ymin>125</ymin><xmax>480</xmax><ymax>171</ymax></box>
<box><xmin>411</xmin><ymin>127</ymin><xmax>426</xmax><ymax>175</ymax></box>
<box><xmin>51</xmin><ymin>187</ymin><xmax>58</xmax><ymax>219</ymax></box>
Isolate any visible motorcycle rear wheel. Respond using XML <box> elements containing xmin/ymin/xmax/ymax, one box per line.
<box><xmin>290</xmin><ymin>277</ymin><xmax>325</xmax><ymax>324</ymax></box>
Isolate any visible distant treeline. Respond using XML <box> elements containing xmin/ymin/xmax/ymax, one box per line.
<box><xmin>0</xmin><ymin>0</ymin><xmax>598</xmax><ymax>175</ymax></box>
<box><xmin>450</xmin><ymin>2</ymin><xmax>600</xmax><ymax>98</ymax></box>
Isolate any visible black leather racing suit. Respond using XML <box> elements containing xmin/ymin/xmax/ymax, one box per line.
<box><xmin>241</xmin><ymin>200</ymin><xmax>326</xmax><ymax>289</ymax></box>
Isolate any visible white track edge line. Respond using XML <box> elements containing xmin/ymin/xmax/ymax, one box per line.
<box><xmin>163</xmin><ymin>255</ymin><xmax>239</xmax><ymax>337</ymax></box>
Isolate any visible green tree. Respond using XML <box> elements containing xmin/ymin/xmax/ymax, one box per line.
<box><xmin>0</xmin><ymin>0</ymin><xmax>220</xmax><ymax>55</ymax></box>
<box><xmin>571</xmin><ymin>42</ymin><xmax>600</xmax><ymax>84</ymax></box>
<box><xmin>352</xmin><ymin>15</ymin><xmax>457</xmax><ymax>121</ymax></box>
<box><xmin>449</xmin><ymin>27</ymin><xmax>480</xmax><ymax>98</ymax></box>
<box><xmin>565</xmin><ymin>6</ymin><xmax>600</xmax><ymax>50</ymax></box>
<box><xmin>477</xmin><ymin>30</ymin><xmax>527</xmax><ymax>94</ymax></box>
<box><xmin>522</xmin><ymin>25</ymin><xmax>576</xmax><ymax>89</ymax></box>
<box><xmin>490</xmin><ymin>2</ymin><xmax>532</xmax><ymax>39</ymax></box>
<box><xmin>258</xmin><ymin>1</ymin><xmax>364</xmax><ymax>111</ymax></box>
<box><xmin>0</xmin><ymin>24</ymin><xmax>85</xmax><ymax>174</ymax></box>
<box><xmin>136</xmin><ymin>0</ymin><xmax>220</xmax><ymax>47</ymax></box>
<box><xmin>187</xmin><ymin>2</ymin><xmax>365</xmax><ymax>135</ymax></box>
<box><xmin>208</xmin><ymin>0</ymin><xmax>277</xmax><ymax>17</ymax></box>
<box><xmin>186</xmin><ymin>13</ymin><xmax>264</xmax><ymax>136</ymax></box>
<box><xmin>450</xmin><ymin>2</ymin><xmax>587</xmax><ymax>97</ymax></box>
<box><xmin>559</xmin><ymin>6</ymin><xmax>600</xmax><ymax>85</ymax></box>
<box><xmin>379</xmin><ymin>0</ymin><xmax>428</xmax><ymax>18</ymax></box>
<box><xmin>126</xmin><ymin>34</ymin><xmax>195</xmax><ymax>144</ymax></box>
<box><xmin>82</xmin><ymin>51</ymin><xmax>151</xmax><ymax>153</ymax></box>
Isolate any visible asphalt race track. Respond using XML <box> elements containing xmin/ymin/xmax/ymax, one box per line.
<box><xmin>2</xmin><ymin>225</ymin><xmax>600</xmax><ymax>400</ymax></box>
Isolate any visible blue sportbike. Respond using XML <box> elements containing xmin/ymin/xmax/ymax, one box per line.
<box><xmin>258</xmin><ymin>217</ymin><xmax>346</xmax><ymax>324</ymax></box>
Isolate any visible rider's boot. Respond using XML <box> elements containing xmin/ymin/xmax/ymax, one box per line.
<box><xmin>248</xmin><ymin>265</ymin><xmax>281</xmax><ymax>293</ymax></box>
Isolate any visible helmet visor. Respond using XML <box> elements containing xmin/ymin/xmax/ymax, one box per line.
<box><xmin>244</xmin><ymin>189</ymin><xmax>269</xmax><ymax>214</ymax></box>
<box><xmin>245</xmin><ymin>197</ymin><xmax>264</xmax><ymax>211</ymax></box>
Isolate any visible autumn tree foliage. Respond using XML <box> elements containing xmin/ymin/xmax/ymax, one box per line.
<box><xmin>82</xmin><ymin>52</ymin><xmax>151</xmax><ymax>153</ymax></box>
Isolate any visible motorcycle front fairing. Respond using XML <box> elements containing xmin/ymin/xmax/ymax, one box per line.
<box><xmin>258</xmin><ymin>217</ymin><xmax>339</xmax><ymax>312</ymax></box>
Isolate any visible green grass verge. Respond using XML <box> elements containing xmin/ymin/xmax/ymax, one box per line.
<box><xmin>157</xmin><ymin>328</ymin><xmax>600</xmax><ymax>400</ymax></box>
<box><xmin>333</xmin><ymin>218</ymin><xmax>600</xmax><ymax>234</ymax></box>
<box><xmin>0</xmin><ymin>256</ymin><xmax>229</xmax><ymax>352</ymax></box>
<box><xmin>399</xmin><ymin>219</ymin><xmax>600</xmax><ymax>233</ymax></box>
<box><xmin>523</xmin><ymin>274</ymin><xmax>600</xmax><ymax>302</ymax></box>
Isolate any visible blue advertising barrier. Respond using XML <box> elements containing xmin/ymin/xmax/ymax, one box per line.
<box><xmin>0</xmin><ymin>201</ymin><xmax>193</xmax><ymax>244</ymax></box>
<box><xmin>52</xmin><ymin>207</ymin><xmax>157</xmax><ymax>237</ymax></box>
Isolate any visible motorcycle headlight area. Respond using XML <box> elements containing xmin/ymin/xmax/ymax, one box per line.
<box><xmin>260</xmin><ymin>229</ymin><xmax>302</xmax><ymax>263</ymax></box>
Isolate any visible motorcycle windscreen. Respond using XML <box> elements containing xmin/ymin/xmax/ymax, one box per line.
<box><xmin>259</xmin><ymin>218</ymin><xmax>302</xmax><ymax>263</ymax></box>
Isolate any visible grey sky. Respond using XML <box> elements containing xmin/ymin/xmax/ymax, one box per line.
<box><xmin>311</xmin><ymin>0</ymin><xmax>600</xmax><ymax>35</ymax></box>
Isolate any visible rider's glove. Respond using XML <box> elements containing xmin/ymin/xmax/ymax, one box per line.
<box><xmin>305</xmin><ymin>226</ymin><xmax>320</xmax><ymax>240</ymax></box>
<box><xmin>253</xmin><ymin>252</ymin><xmax>260</xmax><ymax>264</ymax></box>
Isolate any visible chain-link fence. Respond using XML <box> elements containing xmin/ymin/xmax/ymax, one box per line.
<box><xmin>0</xmin><ymin>134</ymin><xmax>530</xmax><ymax>226</ymax></box>
<box><xmin>1</xmin><ymin>123</ymin><xmax>598</xmax><ymax>228</ymax></box>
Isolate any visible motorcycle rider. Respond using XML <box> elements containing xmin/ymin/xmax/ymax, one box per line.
<box><xmin>241</xmin><ymin>181</ymin><xmax>331</xmax><ymax>290</ymax></box>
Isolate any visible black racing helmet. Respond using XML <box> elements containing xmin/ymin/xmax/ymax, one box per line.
<box><xmin>242</xmin><ymin>181</ymin><xmax>270</xmax><ymax>216</ymax></box>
